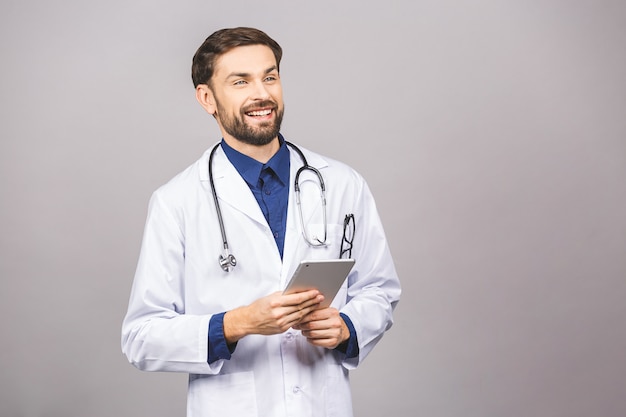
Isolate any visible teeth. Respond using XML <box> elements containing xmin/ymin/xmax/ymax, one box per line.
<box><xmin>247</xmin><ymin>109</ymin><xmax>272</xmax><ymax>116</ymax></box>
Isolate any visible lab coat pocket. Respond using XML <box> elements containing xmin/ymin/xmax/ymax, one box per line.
<box><xmin>325</xmin><ymin>363</ymin><xmax>353</xmax><ymax>416</ymax></box>
<box><xmin>188</xmin><ymin>371</ymin><xmax>258</xmax><ymax>416</ymax></box>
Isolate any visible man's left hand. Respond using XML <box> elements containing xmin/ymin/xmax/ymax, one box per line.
<box><xmin>293</xmin><ymin>307</ymin><xmax>349</xmax><ymax>349</ymax></box>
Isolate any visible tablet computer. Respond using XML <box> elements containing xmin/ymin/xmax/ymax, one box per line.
<box><xmin>283</xmin><ymin>259</ymin><xmax>355</xmax><ymax>307</ymax></box>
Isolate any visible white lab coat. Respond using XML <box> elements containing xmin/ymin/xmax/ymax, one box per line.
<box><xmin>121</xmin><ymin>143</ymin><xmax>401</xmax><ymax>417</ymax></box>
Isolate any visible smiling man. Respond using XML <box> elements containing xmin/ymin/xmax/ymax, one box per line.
<box><xmin>122</xmin><ymin>27</ymin><xmax>401</xmax><ymax>417</ymax></box>
<box><xmin>197</xmin><ymin>43</ymin><xmax>284</xmax><ymax>150</ymax></box>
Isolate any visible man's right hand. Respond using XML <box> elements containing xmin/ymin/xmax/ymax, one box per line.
<box><xmin>223</xmin><ymin>289</ymin><xmax>324</xmax><ymax>344</ymax></box>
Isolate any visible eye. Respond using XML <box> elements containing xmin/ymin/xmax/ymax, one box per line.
<box><xmin>233</xmin><ymin>80</ymin><xmax>248</xmax><ymax>86</ymax></box>
<box><xmin>264</xmin><ymin>75</ymin><xmax>279</xmax><ymax>82</ymax></box>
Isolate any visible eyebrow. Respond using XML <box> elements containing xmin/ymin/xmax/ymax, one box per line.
<box><xmin>225</xmin><ymin>65</ymin><xmax>278</xmax><ymax>80</ymax></box>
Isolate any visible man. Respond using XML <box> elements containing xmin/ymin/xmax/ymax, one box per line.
<box><xmin>121</xmin><ymin>27</ymin><xmax>401</xmax><ymax>417</ymax></box>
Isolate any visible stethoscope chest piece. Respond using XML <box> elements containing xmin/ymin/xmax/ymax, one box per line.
<box><xmin>219</xmin><ymin>252</ymin><xmax>237</xmax><ymax>272</ymax></box>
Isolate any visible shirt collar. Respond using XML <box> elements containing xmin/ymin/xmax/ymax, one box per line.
<box><xmin>220</xmin><ymin>135</ymin><xmax>291</xmax><ymax>187</ymax></box>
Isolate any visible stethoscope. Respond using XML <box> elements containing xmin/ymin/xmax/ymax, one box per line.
<box><xmin>208</xmin><ymin>141</ymin><xmax>328</xmax><ymax>272</ymax></box>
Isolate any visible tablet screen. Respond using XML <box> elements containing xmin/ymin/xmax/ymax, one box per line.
<box><xmin>283</xmin><ymin>259</ymin><xmax>355</xmax><ymax>307</ymax></box>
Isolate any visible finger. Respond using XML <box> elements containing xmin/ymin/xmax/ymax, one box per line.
<box><xmin>283</xmin><ymin>303</ymin><xmax>317</xmax><ymax>327</ymax></box>
<box><xmin>301</xmin><ymin>301</ymin><xmax>323</xmax><ymax>318</ymax></box>
<box><xmin>301</xmin><ymin>325</ymin><xmax>340</xmax><ymax>340</ymax></box>
<box><xmin>302</xmin><ymin>331</ymin><xmax>339</xmax><ymax>347</ymax></box>
<box><xmin>282</xmin><ymin>289</ymin><xmax>321</xmax><ymax>306</ymax></box>
<box><xmin>300</xmin><ymin>305</ymin><xmax>336</xmax><ymax>324</ymax></box>
<box><xmin>285</xmin><ymin>296</ymin><xmax>324</xmax><ymax>322</ymax></box>
<box><xmin>302</xmin><ymin>294</ymin><xmax>325</xmax><ymax>310</ymax></box>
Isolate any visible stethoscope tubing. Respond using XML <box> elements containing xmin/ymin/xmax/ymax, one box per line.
<box><xmin>208</xmin><ymin>141</ymin><xmax>326</xmax><ymax>272</ymax></box>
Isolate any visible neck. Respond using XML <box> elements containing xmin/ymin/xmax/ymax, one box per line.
<box><xmin>222</xmin><ymin>136</ymin><xmax>280</xmax><ymax>164</ymax></box>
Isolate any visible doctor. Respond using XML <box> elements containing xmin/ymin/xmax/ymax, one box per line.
<box><xmin>121</xmin><ymin>27</ymin><xmax>401</xmax><ymax>417</ymax></box>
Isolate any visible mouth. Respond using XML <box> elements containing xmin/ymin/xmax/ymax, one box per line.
<box><xmin>243</xmin><ymin>100</ymin><xmax>278</xmax><ymax>121</ymax></box>
<box><xmin>245</xmin><ymin>108</ymin><xmax>273</xmax><ymax>117</ymax></box>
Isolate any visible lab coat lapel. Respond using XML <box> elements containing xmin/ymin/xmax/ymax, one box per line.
<box><xmin>209</xmin><ymin>147</ymin><xmax>267</xmax><ymax>227</ymax></box>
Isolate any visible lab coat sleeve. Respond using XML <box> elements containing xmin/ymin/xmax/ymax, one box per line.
<box><xmin>121</xmin><ymin>190</ymin><xmax>224</xmax><ymax>375</ymax></box>
<box><xmin>338</xmin><ymin>177</ymin><xmax>401</xmax><ymax>370</ymax></box>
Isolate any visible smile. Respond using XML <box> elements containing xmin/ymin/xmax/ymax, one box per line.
<box><xmin>245</xmin><ymin>109</ymin><xmax>273</xmax><ymax>117</ymax></box>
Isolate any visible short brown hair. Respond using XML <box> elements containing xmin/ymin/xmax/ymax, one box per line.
<box><xmin>191</xmin><ymin>27</ymin><xmax>283</xmax><ymax>88</ymax></box>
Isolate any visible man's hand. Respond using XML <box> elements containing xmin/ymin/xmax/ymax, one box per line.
<box><xmin>223</xmin><ymin>290</ymin><xmax>324</xmax><ymax>344</ymax></box>
<box><xmin>293</xmin><ymin>307</ymin><xmax>349</xmax><ymax>349</ymax></box>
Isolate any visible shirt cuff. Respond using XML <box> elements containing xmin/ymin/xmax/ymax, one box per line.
<box><xmin>208</xmin><ymin>312</ymin><xmax>237</xmax><ymax>364</ymax></box>
<box><xmin>336</xmin><ymin>312</ymin><xmax>359</xmax><ymax>358</ymax></box>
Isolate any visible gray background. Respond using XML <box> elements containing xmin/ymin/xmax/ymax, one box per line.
<box><xmin>1</xmin><ymin>1</ymin><xmax>625</xmax><ymax>416</ymax></box>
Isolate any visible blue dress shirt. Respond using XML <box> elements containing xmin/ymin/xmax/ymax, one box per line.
<box><xmin>221</xmin><ymin>137</ymin><xmax>291</xmax><ymax>258</ymax></box>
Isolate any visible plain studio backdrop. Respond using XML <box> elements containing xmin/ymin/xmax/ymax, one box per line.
<box><xmin>1</xmin><ymin>1</ymin><xmax>625</xmax><ymax>416</ymax></box>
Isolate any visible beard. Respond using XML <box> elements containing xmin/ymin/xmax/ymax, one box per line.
<box><xmin>216</xmin><ymin>99</ymin><xmax>284</xmax><ymax>146</ymax></box>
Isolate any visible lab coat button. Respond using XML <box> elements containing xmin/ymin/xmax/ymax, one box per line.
<box><xmin>285</xmin><ymin>332</ymin><xmax>294</xmax><ymax>341</ymax></box>
<box><xmin>292</xmin><ymin>386</ymin><xmax>302</xmax><ymax>394</ymax></box>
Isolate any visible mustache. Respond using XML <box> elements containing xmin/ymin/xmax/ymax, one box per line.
<box><xmin>242</xmin><ymin>100</ymin><xmax>278</xmax><ymax>113</ymax></box>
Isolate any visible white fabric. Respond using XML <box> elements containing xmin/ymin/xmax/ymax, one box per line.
<box><xmin>121</xmin><ymin>143</ymin><xmax>401</xmax><ymax>417</ymax></box>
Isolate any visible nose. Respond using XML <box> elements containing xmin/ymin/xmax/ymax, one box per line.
<box><xmin>251</xmin><ymin>80</ymin><xmax>271</xmax><ymax>100</ymax></box>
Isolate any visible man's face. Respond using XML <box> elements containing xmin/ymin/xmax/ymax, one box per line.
<box><xmin>208</xmin><ymin>44</ymin><xmax>284</xmax><ymax>146</ymax></box>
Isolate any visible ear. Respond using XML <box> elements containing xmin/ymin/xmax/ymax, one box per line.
<box><xmin>195</xmin><ymin>84</ymin><xmax>217</xmax><ymax>115</ymax></box>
